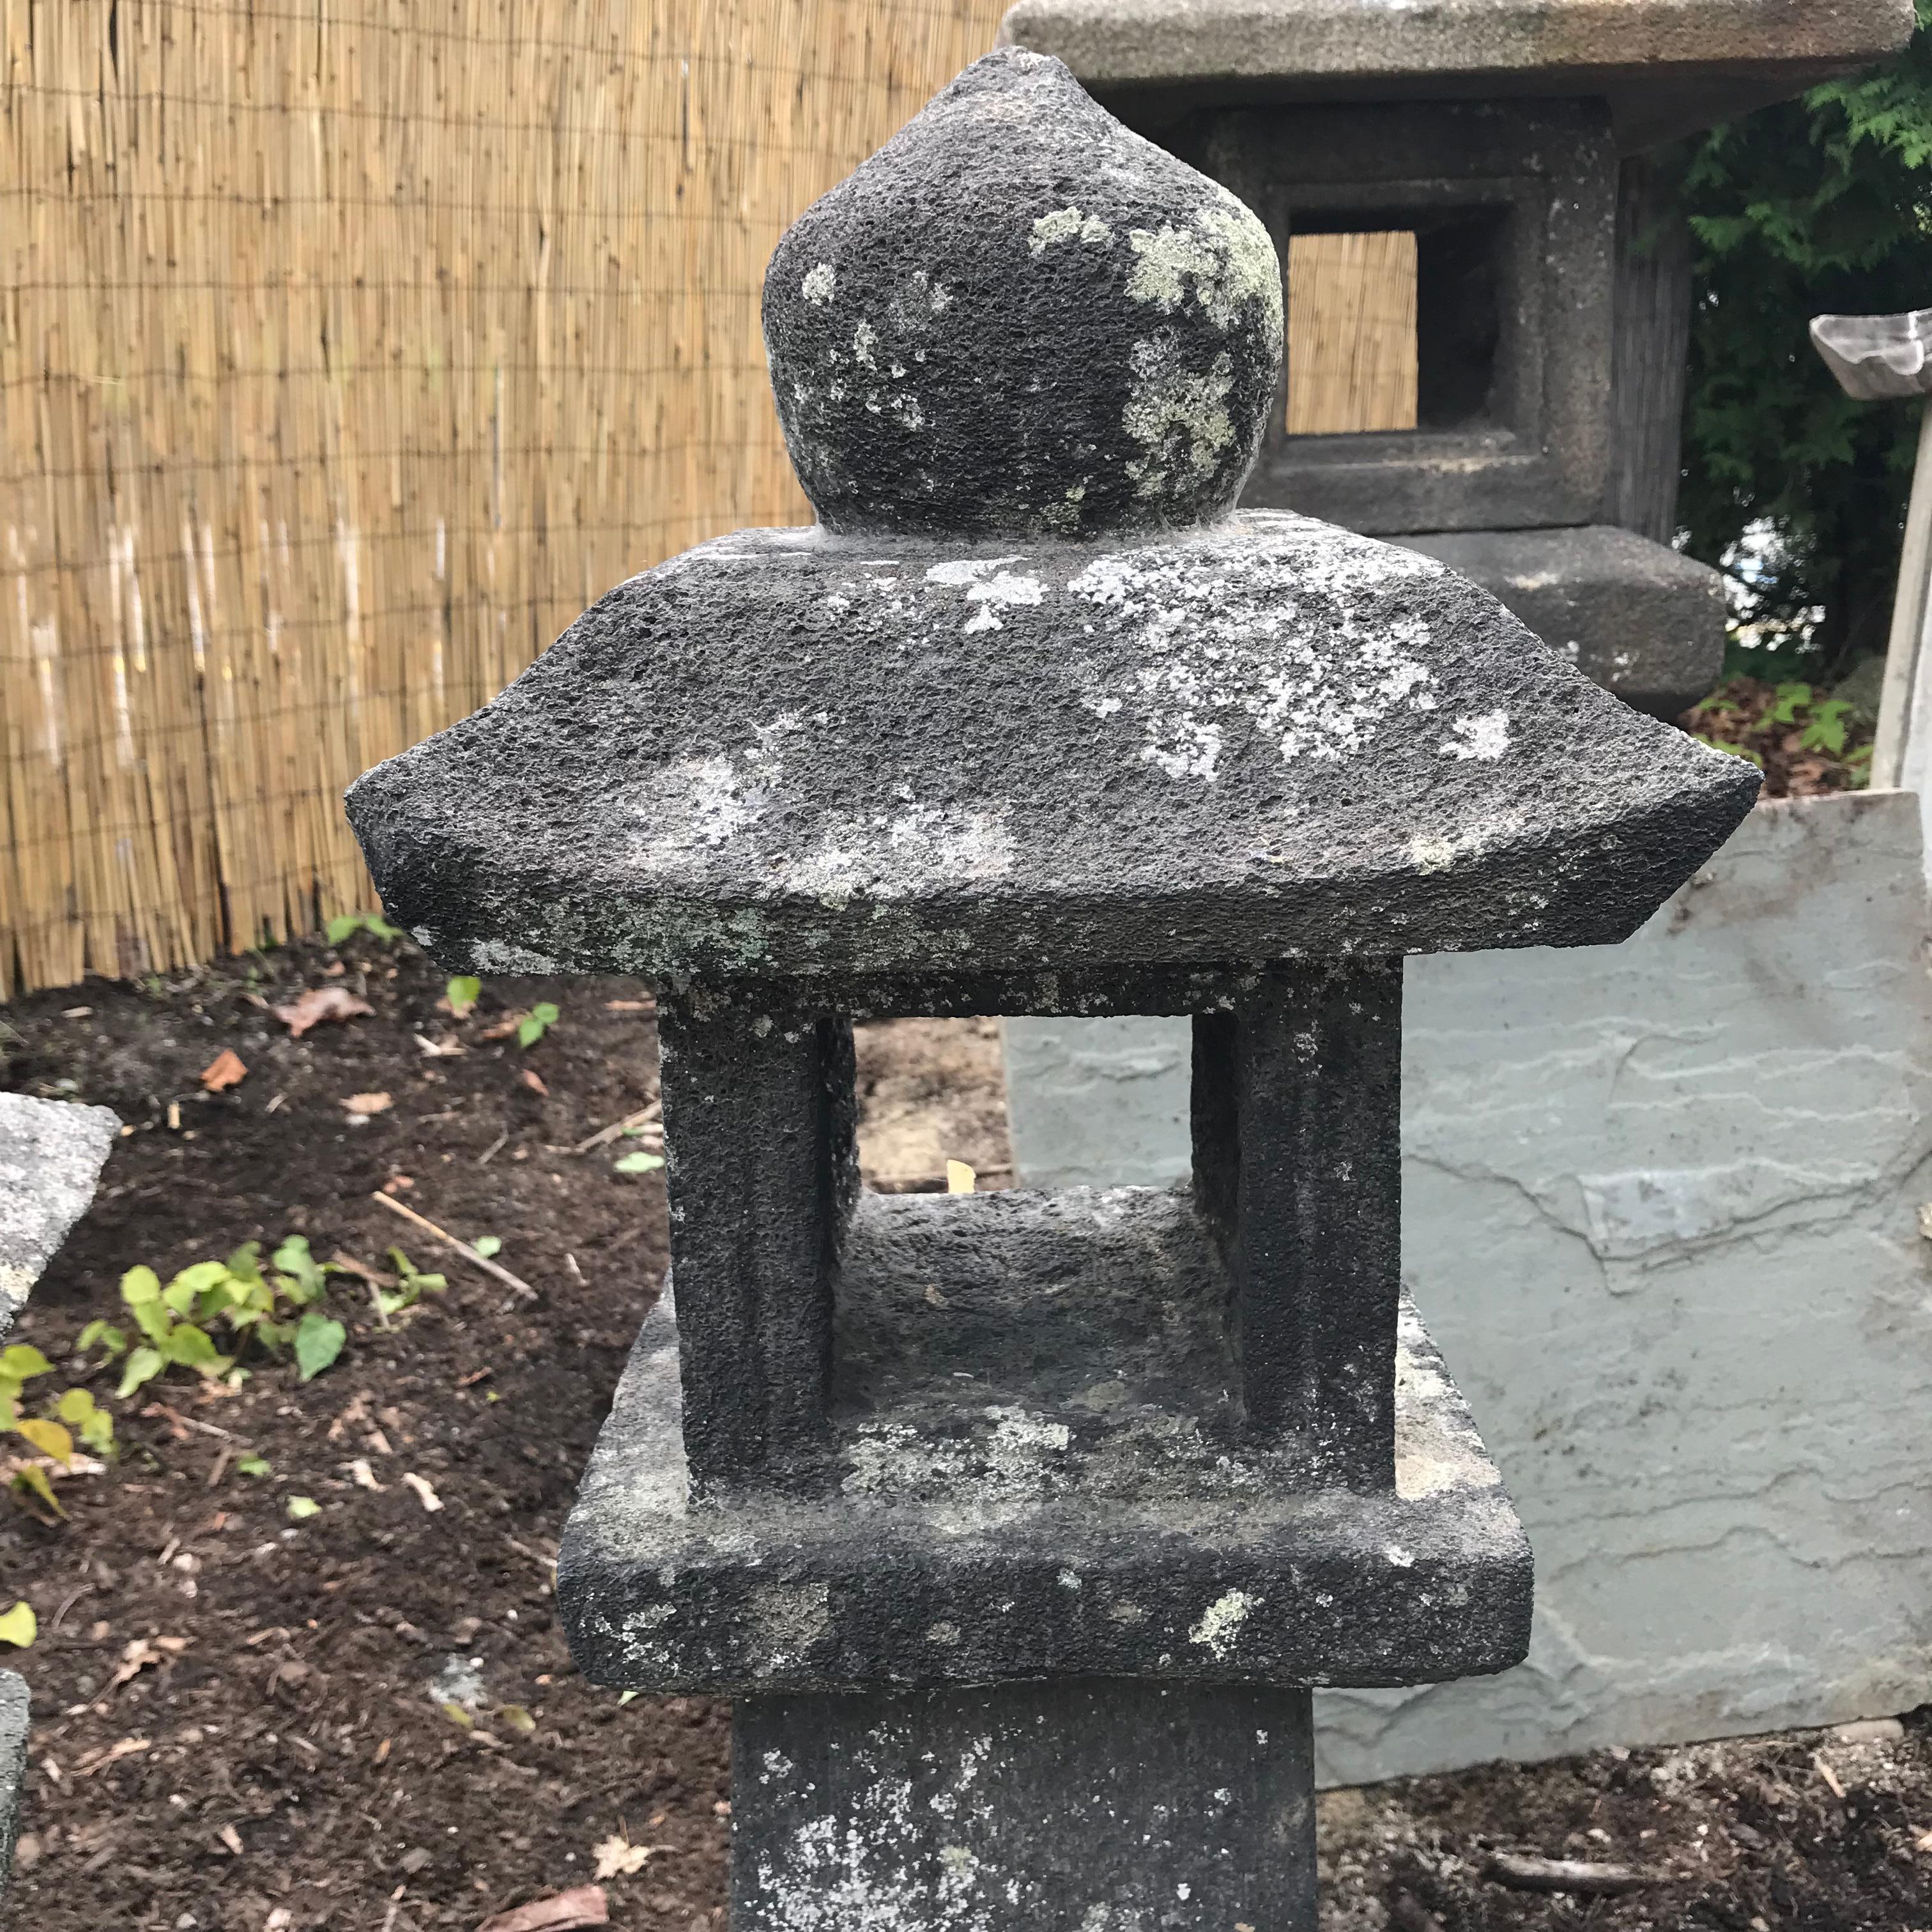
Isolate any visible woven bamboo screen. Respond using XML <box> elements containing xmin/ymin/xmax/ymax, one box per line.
<box><xmin>0</xmin><ymin>0</ymin><xmax>1008</xmax><ymax>998</ymax></box>
<box><xmin>1285</xmin><ymin>231</ymin><xmax>1419</xmax><ymax>436</ymax></box>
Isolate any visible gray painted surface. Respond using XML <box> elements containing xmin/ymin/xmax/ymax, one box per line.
<box><xmin>1004</xmin><ymin>791</ymin><xmax>1932</xmax><ymax>1781</ymax></box>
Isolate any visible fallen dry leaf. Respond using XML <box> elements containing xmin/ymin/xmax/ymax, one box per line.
<box><xmin>198</xmin><ymin>1048</ymin><xmax>248</xmax><ymax>1092</ymax></box>
<box><xmin>107</xmin><ymin>1636</ymin><xmax>190</xmax><ymax>1692</ymax></box>
<box><xmin>272</xmin><ymin>985</ymin><xmax>374</xmax><ymax>1036</ymax></box>
<box><xmin>520</xmin><ymin>1068</ymin><xmax>549</xmax><ymax>1096</ymax></box>
<box><xmin>1915</xmin><ymin>1825</ymin><xmax>1932</xmax><ymax>1851</ymax></box>
<box><xmin>477</xmin><ymin>1887</ymin><xmax>610</xmax><ymax>1932</ymax></box>
<box><xmin>401</xmin><ymin>1471</ymin><xmax>443</xmax><ymax>1512</ymax></box>
<box><xmin>342</xmin><ymin>1091</ymin><xmax>393</xmax><ymax>1117</ymax></box>
<box><xmin>591</xmin><ymin>1834</ymin><xmax>664</xmax><ymax>1879</ymax></box>
<box><xmin>415</xmin><ymin>1032</ymin><xmax>466</xmax><ymax>1057</ymax></box>
<box><xmin>604</xmin><ymin>999</ymin><xmax>652</xmax><ymax>1013</ymax></box>
<box><xmin>217</xmin><ymin>1822</ymin><xmax>243</xmax><ymax>1857</ymax></box>
<box><xmin>349</xmin><ymin>1459</ymin><xmax>386</xmax><ymax>1493</ymax></box>
<box><xmin>478</xmin><ymin>1011</ymin><xmax>526</xmax><ymax>1041</ymax></box>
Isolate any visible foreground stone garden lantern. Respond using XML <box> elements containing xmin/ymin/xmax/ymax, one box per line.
<box><xmin>349</xmin><ymin>49</ymin><xmax>1758</xmax><ymax>1928</ymax></box>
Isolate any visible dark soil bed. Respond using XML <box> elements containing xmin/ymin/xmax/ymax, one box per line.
<box><xmin>2</xmin><ymin>936</ymin><xmax>1928</xmax><ymax>1930</ymax></box>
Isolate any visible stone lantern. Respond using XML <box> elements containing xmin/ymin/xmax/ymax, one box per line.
<box><xmin>1001</xmin><ymin>0</ymin><xmax>1912</xmax><ymax>722</ymax></box>
<box><xmin>348</xmin><ymin>49</ymin><xmax>1757</xmax><ymax>1929</ymax></box>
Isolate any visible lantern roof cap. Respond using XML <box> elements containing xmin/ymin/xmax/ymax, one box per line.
<box><xmin>346</xmin><ymin>512</ymin><xmax>1756</xmax><ymax>985</ymax></box>
<box><xmin>998</xmin><ymin>0</ymin><xmax>1915</xmax><ymax>151</ymax></box>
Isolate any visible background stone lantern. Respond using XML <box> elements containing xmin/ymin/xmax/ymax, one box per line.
<box><xmin>1001</xmin><ymin>0</ymin><xmax>1912</xmax><ymax>723</ymax></box>
<box><xmin>348</xmin><ymin>48</ymin><xmax>1758</xmax><ymax>1928</ymax></box>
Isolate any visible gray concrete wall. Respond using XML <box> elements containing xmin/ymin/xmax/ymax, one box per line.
<box><xmin>1002</xmin><ymin>792</ymin><xmax>1932</xmax><ymax>1782</ymax></box>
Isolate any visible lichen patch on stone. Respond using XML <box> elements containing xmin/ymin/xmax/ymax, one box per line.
<box><xmin>1070</xmin><ymin>533</ymin><xmax>1441</xmax><ymax>781</ymax></box>
<box><xmin>1125</xmin><ymin>203</ymin><xmax>1280</xmax><ymax>333</ymax></box>
<box><xmin>1121</xmin><ymin>336</ymin><xmax>1236</xmax><ymax>498</ymax></box>
<box><xmin>1029</xmin><ymin>204</ymin><xmax>1114</xmax><ymax>255</ymax></box>
<box><xmin>1188</xmin><ymin>1588</ymin><xmax>1258</xmax><ymax>1660</ymax></box>
<box><xmin>1441</xmin><ymin>709</ymin><xmax>1513</xmax><ymax>762</ymax></box>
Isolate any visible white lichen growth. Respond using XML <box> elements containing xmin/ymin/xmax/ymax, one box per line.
<box><xmin>1030</xmin><ymin>205</ymin><xmax>1114</xmax><ymax>256</ymax></box>
<box><xmin>1188</xmin><ymin>1588</ymin><xmax>1258</xmax><ymax>1661</ymax></box>
<box><xmin>1121</xmin><ymin>337</ymin><xmax>1236</xmax><ymax>496</ymax></box>
<box><xmin>801</xmin><ymin>262</ymin><xmax>836</xmax><ymax>305</ymax></box>
<box><xmin>923</xmin><ymin>556</ymin><xmax>1046</xmax><ymax>632</ymax></box>
<box><xmin>1125</xmin><ymin>201</ymin><xmax>1281</xmax><ymax>332</ymax></box>
<box><xmin>1070</xmin><ymin>538</ymin><xmax>1439</xmax><ymax>780</ymax></box>
<box><xmin>1441</xmin><ymin>709</ymin><xmax>1512</xmax><ymax>761</ymax></box>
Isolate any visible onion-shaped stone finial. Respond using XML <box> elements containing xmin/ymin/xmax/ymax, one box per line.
<box><xmin>763</xmin><ymin>47</ymin><xmax>1284</xmax><ymax>541</ymax></box>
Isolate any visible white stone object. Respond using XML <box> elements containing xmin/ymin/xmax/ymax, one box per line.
<box><xmin>0</xmin><ymin>1093</ymin><xmax>120</xmax><ymax>1336</ymax></box>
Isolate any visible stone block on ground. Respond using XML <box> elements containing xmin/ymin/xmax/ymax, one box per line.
<box><xmin>0</xmin><ymin>1093</ymin><xmax>120</xmax><ymax>1337</ymax></box>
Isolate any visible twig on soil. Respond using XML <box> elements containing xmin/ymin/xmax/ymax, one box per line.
<box><xmin>479</xmin><ymin>1130</ymin><xmax>510</xmax><ymax>1165</ymax></box>
<box><xmin>571</xmin><ymin>1102</ymin><xmax>660</xmax><ymax>1156</ymax></box>
<box><xmin>1486</xmin><ymin>1851</ymin><xmax>1655</xmax><ymax>1895</ymax></box>
<box><xmin>142</xmin><ymin>1401</ymin><xmax>233</xmax><ymax>1441</ymax></box>
<box><xmin>371</xmin><ymin>1192</ymin><xmax>539</xmax><ymax>1301</ymax></box>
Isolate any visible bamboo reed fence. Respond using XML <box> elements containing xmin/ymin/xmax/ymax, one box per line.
<box><xmin>2</xmin><ymin>0</ymin><xmax>1414</xmax><ymax>999</ymax></box>
<box><xmin>0</xmin><ymin>0</ymin><xmax>1009</xmax><ymax>997</ymax></box>
<box><xmin>1286</xmin><ymin>231</ymin><xmax>1419</xmax><ymax>436</ymax></box>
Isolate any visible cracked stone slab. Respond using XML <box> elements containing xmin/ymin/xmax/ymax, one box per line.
<box><xmin>0</xmin><ymin>1094</ymin><xmax>120</xmax><ymax>1338</ymax></box>
<box><xmin>0</xmin><ymin>1669</ymin><xmax>24</xmax><ymax>1901</ymax></box>
<box><xmin>348</xmin><ymin>512</ymin><xmax>1756</xmax><ymax>985</ymax></box>
<box><xmin>558</xmin><ymin>1188</ymin><xmax>1531</xmax><ymax>1696</ymax></box>
<box><xmin>1000</xmin><ymin>791</ymin><xmax>1932</xmax><ymax>1779</ymax></box>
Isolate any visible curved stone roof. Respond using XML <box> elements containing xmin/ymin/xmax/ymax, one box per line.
<box><xmin>346</xmin><ymin>512</ymin><xmax>1758</xmax><ymax>982</ymax></box>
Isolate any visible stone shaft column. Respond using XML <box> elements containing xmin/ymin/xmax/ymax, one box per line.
<box><xmin>735</xmin><ymin>1682</ymin><xmax>1315</xmax><ymax>1929</ymax></box>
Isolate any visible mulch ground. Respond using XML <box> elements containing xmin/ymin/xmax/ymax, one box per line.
<box><xmin>1680</xmin><ymin>677</ymin><xmax>1876</xmax><ymax>797</ymax></box>
<box><xmin>2</xmin><ymin>932</ymin><xmax>1928</xmax><ymax>1931</ymax></box>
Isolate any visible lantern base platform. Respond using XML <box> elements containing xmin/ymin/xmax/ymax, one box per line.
<box><xmin>559</xmin><ymin>1186</ymin><xmax>1531</xmax><ymax>1695</ymax></box>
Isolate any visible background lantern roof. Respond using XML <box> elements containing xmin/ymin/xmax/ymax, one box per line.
<box><xmin>346</xmin><ymin>50</ymin><xmax>1758</xmax><ymax>985</ymax></box>
<box><xmin>997</xmin><ymin>0</ymin><xmax>1917</xmax><ymax>151</ymax></box>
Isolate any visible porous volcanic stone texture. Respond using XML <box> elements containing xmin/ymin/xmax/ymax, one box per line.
<box><xmin>998</xmin><ymin>0</ymin><xmax>1915</xmax><ymax>150</ymax></box>
<box><xmin>733</xmin><ymin>1680</ymin><xmax>1315</xmax><ymax>1931</ymax></box>
<box><xmin>1193</xmin><ymin>966</ymin><xmax>1402</xmax><ymax>1485</ymax></box>
<box><xmin>0</xmin><ymin>1670</ymin><xmax>26</xmax><ymax>1901</ymax></box>
<box><xmin>763</xmin><ymin>48</ymin><xmax>1282</xmax><ymax>540</ymax></box>
<box><xmin>0</xmin><ymin>1094</ymin><xmax>119</xmax><ymax>1337</ymax></box>
<box><xmin>557</xmin><ymin>1191</ymin><xmax>1532</xmax><ymax>1697</ymax></box>
<box><xmin>348</xmin><ymin>512</ymin><xmax>1759</xmax><ymax>985</ymax></box>
<box><xmin>656</xmin><ymin>1000</ymin><xmax>859</xmax><ymax>1494</ymax></box>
